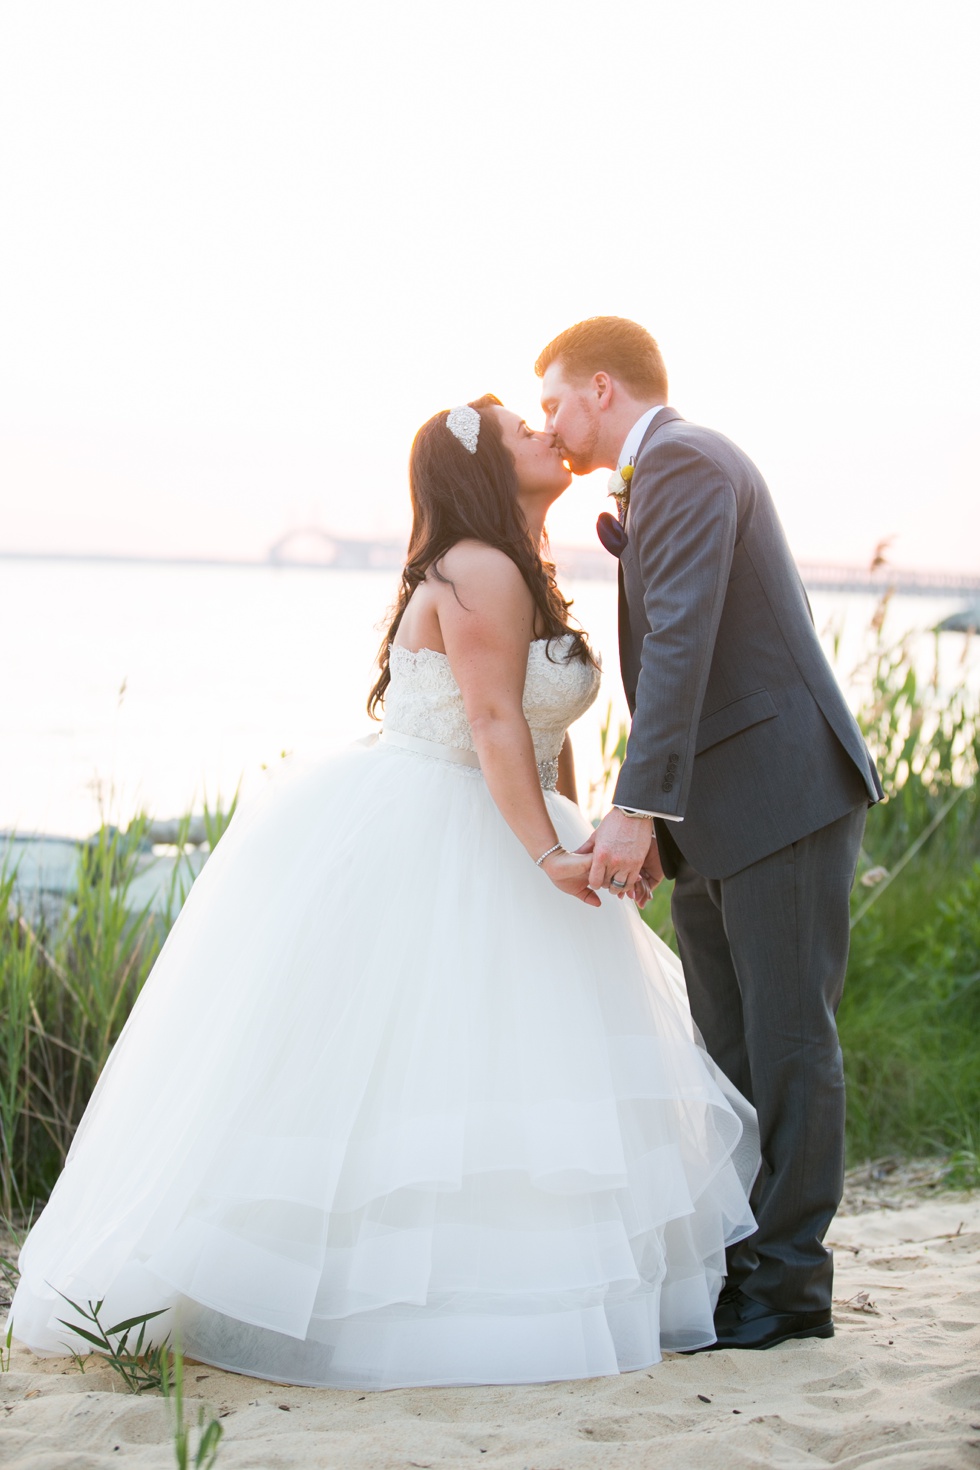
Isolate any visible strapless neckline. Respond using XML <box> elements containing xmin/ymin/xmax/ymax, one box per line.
<box><xmin>382</xmin><ymin>633</ymin><xmax>598</xmax><ymax>786</ymax></box>
<box><xmin>391</xmin><ymin>635</ymin><xmax>566</xmax><ymax>662</ymax></box>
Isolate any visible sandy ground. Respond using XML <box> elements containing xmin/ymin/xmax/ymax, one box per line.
<box><xmin>2</xmin><ymin>1190</ymin><xmax>977</xmax><ymax>1470</ymax></box>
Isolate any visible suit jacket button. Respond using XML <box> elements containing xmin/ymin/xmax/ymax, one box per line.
<box><xmin>662</xmin><ymin>780</ymin><xmax>673</xmax><ymax>792</ymax></box>
<box><xmin>669</xmin><ymin>753</ymin><xmax>679</xmax><ymax>763</ymax></box>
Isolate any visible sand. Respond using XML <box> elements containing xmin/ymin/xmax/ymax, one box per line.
<box><xmin>2</xmin><ymin>1192</ymin><xmax>978</xmax><ymax>1470</ymax></box>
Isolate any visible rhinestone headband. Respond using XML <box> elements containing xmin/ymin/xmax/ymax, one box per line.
<box><xmin>445</xmin><ymin>404</ymin><xmax>480</xmax><ymax>454</ymax></box>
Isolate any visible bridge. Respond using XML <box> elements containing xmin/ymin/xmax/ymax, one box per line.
<box><xmin>3</xmin><ymin>540</ymin><xmax>977</xmax><ymax>598</ymax></box>
<box><xmin>266</xmin><ymin>527</ymin><xmax>406</xmax><ymax>571</ymax></box>
<box><xmin>794</xmin><ymin>562</ymin><xmax>980</xmax><ymax>598</ymax></box>
<box><xmin>549</xmin><ymin>544</ymin><xmax>980</xmax><ymax>596</ymax></box>
<box><xmin>265</xmin><ymin>532</ymin><xmax>980</xmax><ymax>596</ymax></box>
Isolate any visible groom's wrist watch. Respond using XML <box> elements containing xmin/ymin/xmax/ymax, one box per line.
<box><xmin>613</xmin><ymin>805</ymin><xmax>656</xmax><ymax>820</ymax></box>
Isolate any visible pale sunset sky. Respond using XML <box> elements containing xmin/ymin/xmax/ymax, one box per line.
<box><xmin>1</xmin><ymin>1</ymin><xmax>977</xmax><ymax>570</ymax></box>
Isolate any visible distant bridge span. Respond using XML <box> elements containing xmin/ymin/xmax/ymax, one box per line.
<box><xmin>265</xmin><ymin>531</ymin><xmax>980</xmax><ymax>596</ymax></box>
<box><xmin>796</xmin><ymin>562</ymin><xmax>980</xmax><ymax>597</ymax></box>
<box><xmin>266</xmin><ymin>527</ymin><xmax>406</xmax><ymax>571</ymax></box>
<box><xmin>1</xmin><ymin>540</ymin><xmax>976</xmax><ymax>598</ymax></box>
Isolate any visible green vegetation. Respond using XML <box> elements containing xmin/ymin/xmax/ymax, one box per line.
<box><xmin>161</xmin><ymin>1340</ymin><xmax>224</xmax><ymax>1469</ymax></box>
<box><xmin>838</xmin><ymin>597</ymin><xmax>979</xmax><ymax>1169</ymax></box>
<box><xmin>1</xmin><ymin>1206</ymin><xmax>222</xmax><ymax>1461</ymax></box>
<box><xmin>604</xmin><ymin>595</ymin><xmax>979</xmax><ymax>1172</ymax></box>
<box><xmin>0</xmin><ymin>797</ymin><xmax>236</xmax><ymax>1215</ymax></box>
<box><xmin>55</xmin><ymin>1292</ymin><xmax>172</xmax><ymax>1393</ymax></box>
<box><xmin>54</xmin><ymin>1295</ymin><xmax>224</xmax><ymax>1466</ymax></box>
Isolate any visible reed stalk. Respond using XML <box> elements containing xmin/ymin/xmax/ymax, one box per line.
<box><xmin>0</xmin><ymin>796</ymin><xmax>236</xmax><ymax>1211</ymax></box>
<box><xmin>162</xmin><ymin>1341</ymin><xmax>224</xmax><ymax>1469</ymax></box>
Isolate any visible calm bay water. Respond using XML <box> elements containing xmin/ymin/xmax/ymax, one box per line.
<box><xmin>2</xmin><ymin>559</ymin><xmax>975</xmax><ymax>837</ymax></box>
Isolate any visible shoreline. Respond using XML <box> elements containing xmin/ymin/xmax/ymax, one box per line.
<box><xmin>3</xmin><ymin>546</ymin><xmax>980</xmax><ymax>597</ymax></box>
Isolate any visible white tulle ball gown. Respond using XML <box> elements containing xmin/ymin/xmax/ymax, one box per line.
<box><xmin>10</xmin><ymin>636</ymin><xmax>759</xmax><ymax>1388</ymax></box>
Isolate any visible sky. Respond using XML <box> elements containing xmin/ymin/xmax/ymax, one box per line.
<box><xmin>1</xmin><ymin>0</ymin><xmax>978</xmax><ymax>570</ymax></box>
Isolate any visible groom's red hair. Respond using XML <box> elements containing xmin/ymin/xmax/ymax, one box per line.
<box><xmin>535</xmin><ymin>316</ymin><xmax>668</xmax><ymax>399</ymax></box>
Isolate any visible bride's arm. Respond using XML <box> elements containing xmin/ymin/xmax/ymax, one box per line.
<box><xmin>435</xmin><ymin>542</ymin><xmax>599</xmax><ymax>907</ymax></box>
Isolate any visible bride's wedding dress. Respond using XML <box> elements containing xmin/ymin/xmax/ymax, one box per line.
<box><xmin>11</xmin><ymin>636</ymin><xmax>758</xmax><ymax>1388</ymax></box>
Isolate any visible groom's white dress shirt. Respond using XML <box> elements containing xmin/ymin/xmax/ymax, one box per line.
<box><xmin>611</xmin><ymin>403</ymin><xmax>682</xmax><ymax>825</ymax></box>
<box><xmin>617</xmin><ymin>404</ymin><xmax>668</xmax><ymax>474</ymax></box>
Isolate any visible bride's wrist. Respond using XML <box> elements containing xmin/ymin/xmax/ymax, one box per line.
<box><xmin>534</xmin><ymin>841</ymin><xmax>564</xmax><ymax>868</ymax></box>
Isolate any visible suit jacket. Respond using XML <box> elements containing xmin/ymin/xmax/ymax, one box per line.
<box><xmin>612</xmin><ymin>409</ymin><xmax>883</xmax><ymax>879</ymax></box>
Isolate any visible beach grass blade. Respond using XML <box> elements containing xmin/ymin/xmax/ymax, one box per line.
<box><xmin>55</xmin><ymin>1289</ymin><xmax>172</xmax><ymax>1393</ymax></box>
<box><xmin>162</xmin><ymin>1340</ymin><xmax>224</xmax><ymax>1469</ymax></box>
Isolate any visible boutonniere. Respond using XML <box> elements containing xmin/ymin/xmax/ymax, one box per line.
<box><xmin>607</xmin><ymin>462</ymin><xmax>634</xmax><ymax>516</ymax></box>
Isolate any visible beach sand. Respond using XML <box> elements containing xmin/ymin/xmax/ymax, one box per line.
<box><xmin>2</xmin><ymin>1191</ymin><xmax>977</xmax><ymax>1470</ymax></box>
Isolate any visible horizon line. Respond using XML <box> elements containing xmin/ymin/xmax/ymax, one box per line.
<box><xmin>1</xmin><ymin>546</ymin><xmax>979</xmax><ymax>596</ymax></box>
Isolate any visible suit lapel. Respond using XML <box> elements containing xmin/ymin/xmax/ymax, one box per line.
<box><xmin>625</xmin><ymin>408</ymin><xmax>683</xmax><ymax>534</ymax></box>
<box><xmin>618</xmin><ymin>408</ymin><xmax>685</xmax><ymax>698</ymax></box>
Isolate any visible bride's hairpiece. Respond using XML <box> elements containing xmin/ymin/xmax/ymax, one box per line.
<box><xmin>445</xmin><ymin>404</ymin><xmax>481</xmax><ymax>454</ymax></box>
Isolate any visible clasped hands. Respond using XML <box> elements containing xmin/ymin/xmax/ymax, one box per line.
<box><xmin>541</xmin><ymin>809</ymin><xmax>665</xmax><ymax>908</ymax></box>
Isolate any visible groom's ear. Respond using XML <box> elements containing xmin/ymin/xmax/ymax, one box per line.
<box><xmin>593</xmin><ymin>372</ymin><xmax>613</xmax><ymax>410</ymax></box>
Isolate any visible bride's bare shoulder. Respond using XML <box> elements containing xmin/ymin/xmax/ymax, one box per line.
<box><xmin>432</xmin><ymin>541</ymin><xmax>534</xmax><ymax>636</ymax></box>
<box><xmin>435</xmin><ymin>541</ymin><xmax>527</xmax><ymax>595</ymax></box>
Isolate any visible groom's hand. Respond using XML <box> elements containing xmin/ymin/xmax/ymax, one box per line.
<box><xmin>585</xmin><ymin>810</ymin><xmax>656</xmax><ymax>897</ymax></box>
<box><xmin>638</xmin><ymin>834</ymin><xmax>665</xmax><ymax>897</ymax></box>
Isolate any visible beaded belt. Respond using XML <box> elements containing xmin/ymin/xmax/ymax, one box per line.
<box><xmin>380</xmin><ymin>728</ymin><xmax>558</xmax><ymax>791</ymax></box>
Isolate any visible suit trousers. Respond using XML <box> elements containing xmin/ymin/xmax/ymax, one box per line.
<box><xmin>670</xmin><ymin>803</ymin><xmax>867</xmax><ymax>1313</ymax></box>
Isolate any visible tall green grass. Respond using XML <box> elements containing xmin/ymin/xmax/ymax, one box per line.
<box><xmin>601</xmin><ymin>595</ymin><xmax>979</xmax><ymax>1170</ymax></box>
<box><xmin>0</xmin><ymin>797</ymin><xmax>236</xmax><ymax>1216</ymax></box>
<box><xmin>839</xmin><ymin>596</ymin><xmax>979</xmax><ymax>1167</ymax></box>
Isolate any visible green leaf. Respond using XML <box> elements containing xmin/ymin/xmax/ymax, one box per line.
<box><xmin>106</xmin><ymin>1307</ymin><xmax>167</xmax><ymax>1338</ymax></box>
<box><xmin>56</xmin><ymin>1320</ymin><xmax>108</xmax><ymax>1351</ymax></box>
<box><xmin>199</xmin><ymin>1420</ymin><xmax>223</xmax><ymax>1448</ymax></box>
<box><xmin>52</xmin><ymin>1290</ymin><xmax>98</xmax><ymax>1323</ymax></box>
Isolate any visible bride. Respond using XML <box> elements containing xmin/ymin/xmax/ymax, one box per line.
<box><xmin>9</xmin><ymin>396</ymin><xmax>759</xmax><ymax>1389</ymax></box>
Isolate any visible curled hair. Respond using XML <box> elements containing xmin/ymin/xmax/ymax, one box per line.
<box><xmin>535</xmin><ymin>315</ymin><xmax>668</xmax><ymax>400</ymax></box>
<box><xmin>368</xmin><ymin>394</ymin><xmax>594</xmax><ymax>717</ymax></box>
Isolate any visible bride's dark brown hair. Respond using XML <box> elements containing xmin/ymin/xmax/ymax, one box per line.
<box><xmin>368</xmin><ymin>394</ymin><xmax>595</xmax><ymax>717</ymax></box>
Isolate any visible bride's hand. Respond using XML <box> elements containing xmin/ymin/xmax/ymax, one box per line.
<box><xmin>541</xmin><ymin>850</ymin><xmax>602</xmax><ymax>907</ymax></box>
<box><xmin>628</xmin><ymin>873</ymin><xmax>653</xmax><ymax>907</ymax></box>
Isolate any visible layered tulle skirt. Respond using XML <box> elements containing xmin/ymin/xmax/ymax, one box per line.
<box><xmin>10</xmin><ymin>737</ymin><xmax>759</xmax><ymax>1387</ymax></box>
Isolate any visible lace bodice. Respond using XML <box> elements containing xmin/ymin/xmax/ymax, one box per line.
<box><xmin>383</xmin><ymin>635</ymin><xmax>600</xmax><ymax>790</ymax></box>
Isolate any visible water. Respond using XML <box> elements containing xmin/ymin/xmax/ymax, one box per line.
<box><xmin>2</xmin><ymin>559</ymin><xmax>975</xmax><ymax>837</ymax></box>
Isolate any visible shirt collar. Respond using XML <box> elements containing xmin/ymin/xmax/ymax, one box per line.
<box><xmin>618</xmin><ymin>405</ymin><xmax>669</xmax><ymax>470</ymax></box>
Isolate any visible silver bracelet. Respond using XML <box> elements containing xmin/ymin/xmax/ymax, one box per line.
<box><xmin>535</xmin><ymin>842</ymin><xmax>565</xmax><ymax>867</ymax></box>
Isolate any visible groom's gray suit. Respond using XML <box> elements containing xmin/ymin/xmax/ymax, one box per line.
<box><xmin>611</xmin><ymin>408</ymin><xmax>882</xmax><ymax>1314</ymax></box>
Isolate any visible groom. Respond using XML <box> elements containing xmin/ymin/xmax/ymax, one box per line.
<box><xmin>536</xmin><ymin>317</ymin><xmax>882</xmax><ymax>1351</ymax></box>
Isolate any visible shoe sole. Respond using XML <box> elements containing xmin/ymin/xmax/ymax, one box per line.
<box><xmin>694</xmin><ymin>1321</ymin><xmax>835</xmax><ymax>1353</ymax></box>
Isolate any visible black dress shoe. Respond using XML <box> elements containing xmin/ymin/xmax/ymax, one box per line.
<box><xmin>693</xmin><ymin>1289</ymin><xmax>834</xmax><ymax>1352</ymax></box>
<box><xmin>716</xmin><ymin>1280</ymin><xmax>743</xmax><ymax>1309</ymax></box>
